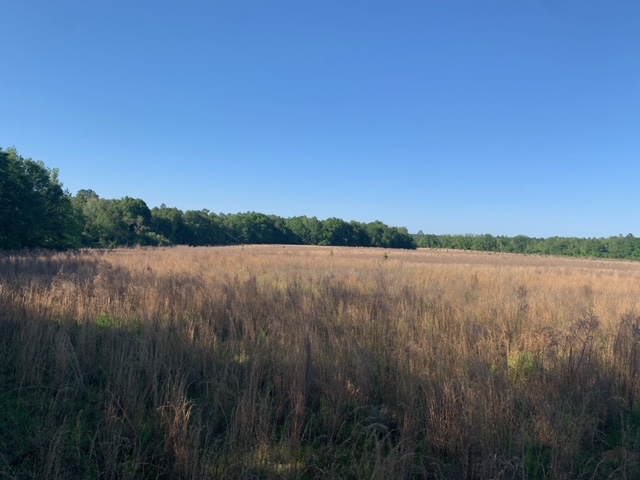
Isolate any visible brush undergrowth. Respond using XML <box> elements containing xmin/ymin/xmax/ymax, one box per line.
<box><xmin>1</xmin><ymin>246</ymin><xmax>640</xmax><ymax>479</ymax></box>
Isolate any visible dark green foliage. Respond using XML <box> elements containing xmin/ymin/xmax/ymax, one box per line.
<box><xmin>150</xmin><ymin>204</ymin><xmax>188</xmax><ymax>245</ymax></box>
<box><xmin>415</xmin><ymin>232</ymin><xmax>640</xmax><ymax>260</ymax></box>
<box><xmin>0</xmin><ymin>147</ymin><xmax>80</xmax><ymax>249</ymax></box>
<box><xmin>1</xmin><ymin>147</ymin><xmax>417</xmax><ymax>250</ymax></box>
<box><xmin>182</xmin><ymin>210</ymin><xmax>226</xmax><ymax>245</ymax></box>
<box><xmin>9</xmin><ymin>145</ymin><xmax>640</xmax><ymax>256</ymax></box>
<box><xmin>222</xmin><ymin>212</ymin><xmax>294</xmax><ymax>245</ymax></box>
<box><xmin>0</xmin><ymin>146</ymin><xmax>422</xmax><ymax>251</ymax></box>
<box><xmin>284</xmin><ymin>216</ymin><xmax>325</xmax><ymax>245</ymax></box>
<box><xmin>74</xmin><ymin>194</ymin><xmax>154</xmax><ymax>247</ymax></box>
<box><xmin>321</xmin><ymin>217</ymin><xmax>355</xmax><ymax>246</ymax></box>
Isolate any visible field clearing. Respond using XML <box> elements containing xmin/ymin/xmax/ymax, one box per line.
<box><xmin>2</xmin><ymin>245</ymin><xmax>640</xmax><ymax>479</ymax></box>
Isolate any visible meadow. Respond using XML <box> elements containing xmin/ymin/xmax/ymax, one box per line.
<box><xmin>1</xmin><ymin>245</ymin><xmax>640</xmax><ymax>479</ymax></box>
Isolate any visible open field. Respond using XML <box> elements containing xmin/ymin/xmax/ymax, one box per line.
<box><xmin>2</xmin><ymin>245</ymin><xmax>640</xmax><ymax>479</ymax></box>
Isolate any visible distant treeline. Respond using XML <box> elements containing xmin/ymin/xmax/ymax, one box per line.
<box><xmin>0</xmin><ymin>147</ymin><xmax>416</xmax><ymax>250</ymax></box>
<box><xmin>415</xmin><ymin>233</ymin><xmax>640</xmax><ymax>260</ymax></box>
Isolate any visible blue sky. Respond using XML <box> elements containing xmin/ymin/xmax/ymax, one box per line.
<box><xmin>2</xmin><ymin>0</ymin><xmax>638</xmax><ymax>237</ymax></box>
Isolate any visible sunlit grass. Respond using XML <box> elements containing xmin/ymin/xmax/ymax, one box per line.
<box><xmin>2</xmin><ymin>245</ymin><xmax>640</xmax><ymax>478</ymax></box>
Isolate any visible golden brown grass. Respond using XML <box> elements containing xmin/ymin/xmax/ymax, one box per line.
<box><xmin>2</xmin><ymin>245</ymin><xmax>640</xmax><ymax>479</ymax></box>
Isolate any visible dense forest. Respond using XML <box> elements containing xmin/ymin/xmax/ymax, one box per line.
<box><xmin>414</xmin><ymin>232</ymin><xmax>640</xmax><ymax>260</ymax></box>
<box><xmin>0</xmin><ymin>147</ymin><xmax>416</xmax><ymax>250</ymax></box>
<box><xmin>4</xmin><ymin>146</ymin><xmax>640</xmax><ymax>259</ymax></box>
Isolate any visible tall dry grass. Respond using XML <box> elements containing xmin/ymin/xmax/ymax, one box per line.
<box><xmin>2</xmin><ymin>246</ymin><xmax>640</xmax><ymax>478</ymax></box>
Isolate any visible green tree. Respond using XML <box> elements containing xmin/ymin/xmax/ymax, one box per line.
<box><xmin>119</xmin><ymin>197</ymin><xmax>153</xmax><ymax>245</ymax></box>
<box><xmin>509</xmin><ymin>235</ymin><xmax>533</xmax><ymax>254</ymax></box>
<box><xmin>321</xmin><ymin>218</ymin><xmax>355</xmax><ymax>246</ymax></box>
<box><xmin>80</xmin><ymin>197</ymin><xmax>123</xmax><ymax>247</ymax></box>
<box><xmin>381</xmin><ymin>226</ymin><xmax>416</xmax><ymax>249</ymax></box>
<box><xmin>417</xmin><ymin>234</ymin><xmax>441</xmax><ymax>248</ymax></box>
<box><xmin>472</xmin><ymin>234</ymin><xmax>498</xmax><ymax>252</ymax></box>
<box><xmin>151</xmin><ymin>205</ymin><xmax>187</xmax><ymax>245</ymax></box>
<box><xmin>0</xmin><ymin>147</ymin><xmax>80</xmax><ymax>249</ymax></box>
<box><xmin>366</xmin><ymin>221</ymin><xmax>387</xmax><ymax>247</ymax></box>
<box><xmin>75</xmin><ymin>195</ymin><xmax>154</xmax><ymax>247</ymax></box>
<box><xmin>222</xmin><ymin>212</ymin><xmax>287</xmax><ymax>244</ymax></box>
<box><xmin>285</xmin><ymin>216</ymin><xmax>322</xmax><ymax>245</ymax></box>
<box><xmin>183</xmin><ymin>210</ymin><xmax>226</xmax><ymax>245</ymax></box>
<box><xmin>349</xmin><ymin>221</ymin><xmax>371</xmax><ymax>247</ymax></box>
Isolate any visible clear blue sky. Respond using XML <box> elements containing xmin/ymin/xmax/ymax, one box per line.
<box><xmin>2</xmin><ymin>0</ymin><xmax>638</xmax><ymax>238</ymax></box>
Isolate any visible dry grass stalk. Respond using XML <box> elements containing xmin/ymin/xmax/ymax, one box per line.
<box><xmin>1</xmin><ymin>246</ymin><xmax>640</xmax><ymax>478</ymax></box>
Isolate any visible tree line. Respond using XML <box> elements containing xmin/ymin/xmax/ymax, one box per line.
<box><xmin>414</xmin><ymin>232</ymin><xmax>640</xmax><ymax>260</ymax></box>
<box><xmin>6</xmin><ymin>146</ymin><xmax>640</xmax><ymax>258</ymax></box>
<box><xmin>0</xmin><ymin>147</ymin><xmax>416</xmax><ymax>250</ymax></box>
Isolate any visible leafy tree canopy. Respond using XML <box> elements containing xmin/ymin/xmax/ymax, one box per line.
<box><xmin>0</xmin><ymin>147</ymin><xmax>80</xmax><ymax>249</ymax></box>
<box><xmin>0</xmin><ymin>146</ymin><xmax>415</xmax><ymax>252</ymax></box>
